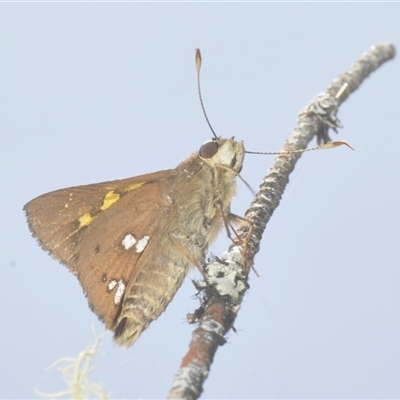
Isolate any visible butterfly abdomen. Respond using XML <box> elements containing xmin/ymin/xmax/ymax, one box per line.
<box><xmin>112</xmin><ymin>232</ymin><xmax>191</xmax><ymax>347</ymax></box>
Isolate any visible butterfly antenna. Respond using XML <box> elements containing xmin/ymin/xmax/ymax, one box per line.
<box><xmin>245</xmin><ymin>140</ymin><xmax>355</xmax><ymax>155</ymax></box>
<box><xmin>196</xmin><ymin>49</ymin><xmax>218</xmax><ymax>139</ymax></box>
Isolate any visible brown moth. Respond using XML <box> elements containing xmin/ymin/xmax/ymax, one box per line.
<box><xmin>25</xmin><ymin>133</ymin><xmax>244</xmax><ymax>347</ymax></box>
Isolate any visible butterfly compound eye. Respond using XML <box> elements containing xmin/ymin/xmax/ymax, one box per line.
<box><xmin>199</xmin><ymin>140</ymin><xmax>219</xmax><ymax>159</ymax></box>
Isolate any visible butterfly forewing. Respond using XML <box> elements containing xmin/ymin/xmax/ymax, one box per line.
<box><xmin>24</xmin><ymin>169</ymin><xmax>176</xmax><ymax>327</ymax></box>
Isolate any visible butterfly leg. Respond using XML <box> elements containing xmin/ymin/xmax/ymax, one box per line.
<box><xmin>223</xmin><ymin>211</ymin><xmax>258</xmax><ymax>275</ymax></box>
<box><xmin>213</xmin><ymin>192</ymin><xmax>254</xmax><ymax>272</ymax></box>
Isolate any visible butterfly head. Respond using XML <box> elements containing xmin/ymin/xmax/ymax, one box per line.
<box><xmin>199</xmin><ymin>137</ymin><xmax>245</xmax><ymax>173</ymax></box>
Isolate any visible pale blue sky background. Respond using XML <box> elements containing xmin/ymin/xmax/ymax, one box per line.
<box><xmin>1</xmin><ymin>4</ymin><xmax>399</xmax><ymax>399</ymax></box>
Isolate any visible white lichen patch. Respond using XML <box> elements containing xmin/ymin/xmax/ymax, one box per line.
<box><xmin>204</xmin><ymin>247</ymin><xmax>247</xmax><ymax>304</ymax></box>
<box><xmin>122</xmin><ymin>233</ymin><xmax>136</xmax><ymax>250</ymax></box>
<box><xmin>114</xmin><ymin>280</ymin><xmax>125</xmax><ymax>304</ymax></box>
<box><xmin>135</xmin><ymin>235</ymin><xmax>149</xmax><ymax>253</ymax></box>
<box><xmin>108</xmin><ymin>280</ymin><xmax>117</xmax><ymax>291</ymax></box>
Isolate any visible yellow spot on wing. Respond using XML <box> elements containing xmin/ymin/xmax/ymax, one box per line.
<box><xmin>100</xmin><ymin>191</ymin><xmax>120</xmax><ymax>211</ymax></box>
<box><xmin>78</xmin><ymin>212</ymin><xmax>93</xmax><ymax>227</ymax></box>
<box><xmin>125</xmin><ymin>182</ymin><xmax>145</xmax><ymax>192</ymax></box>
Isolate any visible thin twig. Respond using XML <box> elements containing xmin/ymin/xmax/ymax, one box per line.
<box><xmin>167</xmin><ymin>43</ymin><xmax>395</xmax><ymax>400</ymax></box>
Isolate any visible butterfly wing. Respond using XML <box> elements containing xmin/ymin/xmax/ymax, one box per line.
<box><xmin>24</xmin><ymin>169</ymin><xmax>176</xmax><ymax>328</ymax></box>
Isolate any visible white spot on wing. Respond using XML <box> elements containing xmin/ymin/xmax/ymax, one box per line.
<box><xmin>108</xmin><ymin>280</ymin><xmax>117</xmax><ymax>290</ymax></box>
<box><xmin>114</xmin><ymin>280</ymin><xmax>125</xmax><ymax>304</ymax></box>
<box><xmin>122</xmin><ymin>233</ymin><xmax>136</xmax><ymax>250</ymax></box>
<box><xmin>65</xmin><ymin>192</ymin><xmax>74</xmax><ymax>208</ymax></box>
<box><xmin>135</xmin><ymin>235</ymin><xmax>150</xmax><ymax>253</ymax></box>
